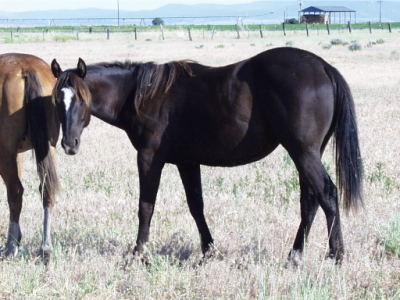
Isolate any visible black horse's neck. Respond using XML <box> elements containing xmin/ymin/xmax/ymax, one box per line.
<box><xmin>84</xmin><ymin>65</ymin><xmax>136</xmax><ymax>126</ymax></box>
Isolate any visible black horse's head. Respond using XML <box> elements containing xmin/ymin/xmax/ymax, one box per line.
<box><xmin>51</xmin><ymin>58</ymin><xmax>91</xmax><ymax>155</ymax></box>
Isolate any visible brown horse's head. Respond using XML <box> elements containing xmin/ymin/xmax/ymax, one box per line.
<box><xmin>51</xmin><ymin>58</ymin><xmax>91</xmax><ymax>155</ymax></box>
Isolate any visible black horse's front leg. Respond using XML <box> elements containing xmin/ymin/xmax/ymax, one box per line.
<box><xmin>177</xmin><ymin>163</ymin><xmax>214</xmax><ymax>255</ymax></box>
<box><xmin>133</xmin><ymin>149</ymin><xmax>164</xmax><ymax>256</ymax></box>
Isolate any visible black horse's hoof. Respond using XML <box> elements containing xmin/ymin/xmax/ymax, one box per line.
<box><xmin>285</xmin><ymin>250</ymin><xmax>303</xmax><ymax>268</ymax></box>
<box><xmin>325</xmin><ymin>249</ymin><xmax>344</xmax><ymax>265</ymax></box>
<box><xmin>0</xmin><ymin>243</ymin><xmax>19</xmax><ymax>259</ymax></box>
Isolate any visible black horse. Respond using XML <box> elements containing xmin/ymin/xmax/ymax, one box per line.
<box><xmin>51</xmin><ymin>47</ymin><xmax>362</xmax><ymax>263</ymax></box>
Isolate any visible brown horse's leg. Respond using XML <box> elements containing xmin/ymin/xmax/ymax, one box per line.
<box><xmin>290</xmin><ymin>150</ymin><xmax>344</xmax><ymax>264</ymax></box>
<box><xmin>288</xmin><ymin>177</ymin><xmax>319</xmax><ymax>264</ymax></box>
<box><xmin>177</xmin><ymin>163</ymin><xmax>213</xmax><ymax>254</ymax></box>
<box><xmin>133</xmin><ymin>150</ymin><xmax>164</xmax><ymax>256</ymax></box>
<box><xmin>39</xmin><ymin>146</ymin><xmax>57</xmax><ymax>262</ymax></box>
<box><xmin>0</xmin><ymin>153</ymin><xmax>24</xmax><ymax>257</ymax></box>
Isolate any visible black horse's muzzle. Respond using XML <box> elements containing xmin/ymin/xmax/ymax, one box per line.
<box><xmin>61</xmin><ymin>137</ymin><xmax>80</xmax><ymax>155</ymax></box>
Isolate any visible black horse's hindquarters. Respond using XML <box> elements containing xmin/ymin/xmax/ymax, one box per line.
<box><xmin>51</xmin><ymin>47</ymin><xmax>363</xmax><ymax>263</ymax></box>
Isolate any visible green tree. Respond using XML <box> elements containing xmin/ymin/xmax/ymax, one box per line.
<box><xmin>152</xmin><ymin>17</ymin><xmax>164</xmax><ymax>26</ymax></box>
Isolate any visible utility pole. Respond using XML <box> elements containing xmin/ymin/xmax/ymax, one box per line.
<box><xmin>298</xmin><ymin>1</ymin><xmax>303</xmax><ymax>22</ymax></box>
<box><xmin>117</xmin><ymin>0</ymin><xmax>120</xmax><ymax>26</ymax></box>
<box><xmin>378</xmin><ymin>0</ymin><xmax>383</xmax><ymax>23</ymax></box>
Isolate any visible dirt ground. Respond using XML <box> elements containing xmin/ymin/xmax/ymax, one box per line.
<box><xmin>0</xmin><ymin>29</ymin><xmax>399</xmax><ymax>299</ymax></box>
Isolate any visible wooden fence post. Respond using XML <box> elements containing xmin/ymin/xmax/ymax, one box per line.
<box><xmin>134</xmin><ymin>26</ymin><xmax>137</xmax><ymax>40</ymax></box>
<box><xmin>259</xmin><ymin>25</ymin><xmax>263</xmax><ymax>38</ymax></box>
<box><xmin>235</xmin><ymin>24</ymin><xmax>240</xmax><ymax>39</ymax></box>
<box><xmin>106</xmin><ymin>29</ymin><xmax>110</xmax><ymax>40</ymax></box>
<box><xmin>388</xmin><ymin>23</ymin><xmax>392</xmax><ymax>33</ymax></box>
<box><xmin>368</xmin><ymin>21</ymin><xmax>372</xmax><ymax>34</ymax></box>
<box><xmin>282</xmin><ymin>23</ymin><xmax>286</xmax><ymax>36</ymax></box>
<box><xmin>187</xmin><ymin>27</ymin><xmax>192</xmax><ymax>41</ymax></box>
<box><xmin>326</xmin><ymin>23</ymin><xmax>330</xmax><ymax>35</ymax></box>
<box><xmin>305</xmin><ymin>23</ymin><xmax>309</xmax><ymax>37</ymax></box>
<box><xmin>347</xmin><ymin>21</ymin><xmax>352</xmax><ymax>33</ymax></box>
<box><xmin>160</xmin><ymin>24</ymin><xmax>165</xmax><ymax>40</ymax></box>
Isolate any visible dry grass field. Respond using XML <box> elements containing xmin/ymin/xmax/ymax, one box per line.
<box><xmin>0</xmin><ymin>29</ymin><xmax>399</xmax><ymax>299</ymax></box>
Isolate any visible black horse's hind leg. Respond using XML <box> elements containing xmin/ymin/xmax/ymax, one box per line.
<box><xmin>133</xmin><ymin>150</ymin><xmax>164</xmax><ymax>255</ymax></box>
<box><xmin>177</xmin><ymin>163</ymin><xmax>213</xmax><ymax>254</ymax></box>
<box><xmin>288</xmin><ymin>178</ymin><xmax>319</xmax><ymax>264</ymax></box>
<box><xmin>319</xmin><ymin>175</ymin><xmax>344</xmax><ymax>262</ymax></box>
<box><xmin>0</xmin><ymin>153</ymin><xmax>23</xmax><ymax>257</ymax></box>
<box><xmin>290</xmin><ymin>150</ymin><xmax>344</xmax><ymax>264</ymax></box>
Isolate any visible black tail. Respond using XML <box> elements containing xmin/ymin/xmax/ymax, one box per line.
<box><xmin>325</xmin><ymin>64</ymin><xmax>363</xmax><ymax>211</ymax></box>
<box><xmin>24</xmin><ymin>71</ymin><xmax>59</xmax><ymax>201</ymax></box>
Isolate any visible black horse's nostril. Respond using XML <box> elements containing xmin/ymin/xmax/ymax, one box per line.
<box><xmin>74</xmin><ymin>138</ymin><xmax>79</xmax><ymax>146</ymax></box>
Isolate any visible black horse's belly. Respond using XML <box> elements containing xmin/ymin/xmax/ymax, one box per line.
<box><xmin>168</xmin><ymin>117</ymin><xmax>278</xmax><ymax>167</ymax></box>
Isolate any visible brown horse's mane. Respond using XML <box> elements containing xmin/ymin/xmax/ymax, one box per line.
<box><xmin>92</xmin><ymin>60</ymin><xmax>195</xmax><ymax>112</ymax></box>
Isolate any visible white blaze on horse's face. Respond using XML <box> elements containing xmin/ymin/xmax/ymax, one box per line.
<box><xmin>61</xmin><ymin>87</ymin><xmax>74</xmax><ymax>113</ymax></box>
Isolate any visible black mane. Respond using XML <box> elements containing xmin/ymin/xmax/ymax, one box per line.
<box><xmin>91</xmin><ymin>60</ymin><xmax>195</xmax><ymax>114</ymax></box>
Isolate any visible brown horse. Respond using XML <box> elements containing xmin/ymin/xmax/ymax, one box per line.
<box><xmin>0</xmin><ymin>53</ymin><xmax>59</xmax><ymax>260</ymax></box>
<box><xmin>51</xmin><ymin>47</ymin><xmax>363</xmax><ymax>264</ymax></box>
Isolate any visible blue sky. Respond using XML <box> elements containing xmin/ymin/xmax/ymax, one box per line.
<box><xmin>2</xmin><ymin>0</ymin><xmax>255</xmax><ymax>12</ymax></box>
<box><xmin>1</xmin><ymin>0</ymin><xmax>399</xmax><ymax>12</ymax></box>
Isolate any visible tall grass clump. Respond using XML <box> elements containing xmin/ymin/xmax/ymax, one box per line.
<box><xmin>348</xmin><ymin>41</ymin><xmax>362</xmax><ymax>51</ymax></box>
<box><xmin>53</xmin><ymin>35</ymin><xmax>76</xmax><ymax>42</ymax></box>
<box><xmin>330</xmin><ymin>38</ymin><xmax>347</xmax><ymax>46</ymax></box>
<box><xmin>379</xmin><ymin>215</ymin><xmax>400</xmax><ymax>258</ymax></box>
<box><xmin>285</xmin><ymin>41</ymin><xmax>294</xmax><ymax>47</ymax></box>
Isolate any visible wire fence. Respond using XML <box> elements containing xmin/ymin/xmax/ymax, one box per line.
<box><xmin>0</xmin><ymin>22</ymin><xmax>397</xmax><ymax>43</ymax></box>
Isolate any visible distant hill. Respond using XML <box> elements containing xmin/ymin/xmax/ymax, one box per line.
<box><xmin>0</xmin><ymin>1</ymin><xmax>398</xmax><ymax>26</ymax></box>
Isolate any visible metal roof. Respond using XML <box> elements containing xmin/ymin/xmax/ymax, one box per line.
<box><xmin>300</xmin><ymin>6</ymin><xmax>355</xmax><ymax>13</ymax></box>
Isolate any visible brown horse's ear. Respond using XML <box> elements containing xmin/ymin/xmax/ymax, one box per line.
<box><xmin>77</xmin><ymin>57</ymin><xmax>87</xmax><ymax>78</ymax></box>
<box><xmin>51</xmin><ymin>59</ymin><xmax>62</xmax><ymax>78</ymax></box>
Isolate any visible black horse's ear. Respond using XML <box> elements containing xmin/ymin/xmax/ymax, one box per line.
<box><xmin>77</xmin><ymin>57</ymin><xmax>87</xmax><ymax>78</ymax></box>
<box><xmin>51</xmin><ymin>59</ymin><xmax>62</xmax><ymax>78</ymax></box>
